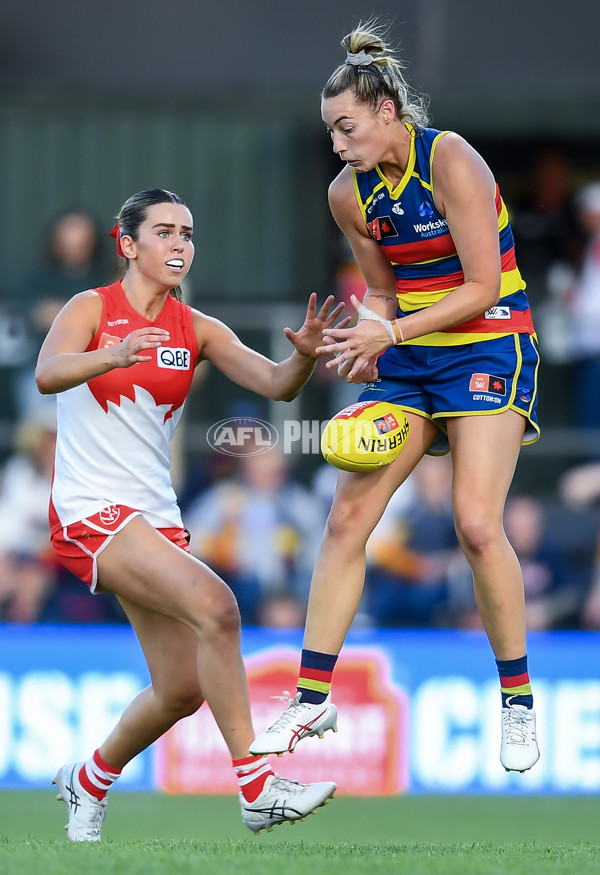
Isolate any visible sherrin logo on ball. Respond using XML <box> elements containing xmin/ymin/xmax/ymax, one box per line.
<box><xmin>321</xmin><ymin>401</ymin><xmax>410</xmax><ymax>473</ymax></box>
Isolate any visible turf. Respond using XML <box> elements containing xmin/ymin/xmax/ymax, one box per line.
<box><xmin>1</xmin><ymin>792</ymin><xmax>599</xmax><ymax>874</ymax></box>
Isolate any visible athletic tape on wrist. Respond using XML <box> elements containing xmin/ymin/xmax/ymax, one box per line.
<box><xmin>357</xmin><ymin>303</ymin><xmax>396</xmax><ymax>346</ymax></box>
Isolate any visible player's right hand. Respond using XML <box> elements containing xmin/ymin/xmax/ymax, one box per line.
<box><xmin>111</xmin><ymin>328</ymin><xmax>171</xmax><ymax>367</ymax></box>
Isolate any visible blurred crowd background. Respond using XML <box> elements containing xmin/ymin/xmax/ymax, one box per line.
<box><xmin>2</xmin><ymin>0</ymin><xmax>600</xmax><ymax>631</ymax></box>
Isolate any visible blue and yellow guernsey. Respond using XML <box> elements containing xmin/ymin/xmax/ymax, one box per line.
<box><xmin>352</xmin><ymin>125</ymin><xmax>535</xmax><ymax>346</ymax></box>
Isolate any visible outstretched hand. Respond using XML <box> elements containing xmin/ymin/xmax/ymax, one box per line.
<box><xmin>111</xmin><ymin>327</ymin><xmax>171</xmax><ymax>368</ymax></box>
<box><xmin>284</xmin><ymin>293</ymin><xmax>350</xmax><ymax>359</ymax></box>
<box><xmin>316</xmin><ymin>294</ymin><xmax>392</xmax><ymax>380</ymax></box>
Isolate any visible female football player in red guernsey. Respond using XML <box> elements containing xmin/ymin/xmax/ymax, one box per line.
<box><xmin>250</xmin><ymin>21</ymin><xmax>540</xmax><ymax>774</ymax></box>
<box><xmin>36</xmin><ymin>188</ymin><xmax>340</xmax><ymax>841</ymax></box>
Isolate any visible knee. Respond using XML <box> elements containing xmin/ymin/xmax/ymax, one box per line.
<box><xmin>326</xmin><ymin>494</ymin><xmax>374</xmax><ymax>543</ymax></box>
<box><xmin>454</xmin><ymin>507</ymin><xmax>502</xmax><ymax>558</ymax></box>
<box><xmin>158</xmin><ymin>685</ymin><xmax>204</xmax><ymax>721</ymax></box>
<box><xmin>194</xmin><ymin>580</ymin><xmax>241</xmax><ymax>638</ymax></box>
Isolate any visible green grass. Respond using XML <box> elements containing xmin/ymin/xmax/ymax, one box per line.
<box><xmin>1</xmin><ymin>792</ymin><xmax>599</xmax><ymax>874</ymax></box>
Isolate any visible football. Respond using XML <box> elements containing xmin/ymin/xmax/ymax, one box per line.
<box><xmin>321</xmin><ymin>400</ymin><xmax>410</xmax><ymax>473</ymax></box>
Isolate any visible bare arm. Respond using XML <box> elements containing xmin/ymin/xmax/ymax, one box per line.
<box><xmin>35</xmin><ymin>291</ymin><xmax>171</xmax><ymax>394</ymax></box>
<box><xmin>194</xmin><ymin>294</ymin><xmax>346</xmax><ymax>402</ymax></box>
<box><xmin>319</xmin><ymin>137</ymin><xmax>502</xmax><ymax>378</ymax></box>
<box><xmin>329</xmin><ymin>166</ymin><xmax>399</xmax><ymax>320</ymax></box>
<box><xmin>319</xmin><ymin>168</ymin><xmax>398</xmax><ymax>380</ymax></box>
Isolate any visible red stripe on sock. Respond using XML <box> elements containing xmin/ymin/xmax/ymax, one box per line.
<box><xmin>78</xmin><ymin>765</ymin><xmax>106</xmax><ymax>800</ymax></box>
<box><xmin>500</xmin><ymin>672</ymin><xmax>530</xmax><ymax>688</ymax></box>
<box><xmin>299</xmin><ymin>667</ymin><xmax>333</xmax><ymax>683</ymax></box>
<box><xmin>93</xmin><ymin>749</ymin><xmax>121</xmax><ymax>776</ymax></box>
<box><xmin>233</xmin><ymin>755</ymin><xmax>263</xmax><ymax>767</ymax></box>
<box><xmin>233</xmin><ymin>755</ymin><xmax>274</xmax><ymax>803</ymax></box>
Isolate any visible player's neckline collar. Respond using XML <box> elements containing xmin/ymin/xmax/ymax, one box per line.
<box><xmin>374</xmin><ymin>123</ymin><xmax>415</xmax><ymax>199</ymax></box>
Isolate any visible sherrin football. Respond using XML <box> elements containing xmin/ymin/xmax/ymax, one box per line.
<box><xmin>321</xmin><ymin>400</ymin><xmax>410</xmax><ymax>473</ymax></box>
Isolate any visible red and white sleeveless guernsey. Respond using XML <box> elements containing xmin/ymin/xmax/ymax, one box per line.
<box><xmin>49</xmin><ymin>281</ymin><xmax>198</xmax><ymax>535</ymax></box>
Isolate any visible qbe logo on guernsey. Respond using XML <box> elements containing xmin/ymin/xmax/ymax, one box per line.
<box><xmin>157</xmin><ymin>347</ymin><xmax>190</xmax><ymax>369</ymax></box>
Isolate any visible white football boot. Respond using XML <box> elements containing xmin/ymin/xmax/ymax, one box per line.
<box><xmin>53</xmin><ymin>762</ymin><xmax>107</xmax><ymax>842</ymax></box>
<box><xmin>240</xmin><ymin>774</ymin><xmax>336</xmax><ymax>833</ymax></box>
<box><xmin>500</xmin><ymin>702</ymin><xmax>540</xmax><ymax>772</ymax></box>
<box><xmin>249</xmin><ymin>692</ymin><xmax>338</xmax><ymax>756</ymax></box>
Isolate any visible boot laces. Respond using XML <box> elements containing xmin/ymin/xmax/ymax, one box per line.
<box><xmin>503</xmin><ymin>707</ymin><xmax>531</xmax><ymax>746</ymax></box>
<box><xmin>266</xmin><ymin>691</ymin><xmax>305</xmax><ymax>730</ymax></box>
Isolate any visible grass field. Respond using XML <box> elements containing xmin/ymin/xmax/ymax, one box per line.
<box><xmin>1</xmin><ymin>791</ymin><xmax>599</xmax><ymax>874</ymax></box>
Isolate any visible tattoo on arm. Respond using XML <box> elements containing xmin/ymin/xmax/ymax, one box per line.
<box><xmin>369</xmin><ymin>294</ymin><xmax>396</xmax><ymax>303</ymax></box>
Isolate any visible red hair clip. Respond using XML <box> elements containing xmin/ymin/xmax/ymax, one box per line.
<box><xmin>109</xmin><ymin>223</ymin><xmax>125</xmax><ymax>258</ymax></box>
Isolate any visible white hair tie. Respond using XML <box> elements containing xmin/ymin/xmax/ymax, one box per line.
<box><xmin>345</xmin><ymin>50</ymin><xmax>374</xmax><ymax>67</ymax></box>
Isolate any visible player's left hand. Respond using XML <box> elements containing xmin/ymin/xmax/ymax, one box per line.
<box><xmin>284</xmin><ymin>293</ymin><xmax>349</xmax><ymax>359</ymax></box>
<box><xmin>317</xmin><ymin>295</ymin><xmax>392</xmax><ymax>379</ymax></box>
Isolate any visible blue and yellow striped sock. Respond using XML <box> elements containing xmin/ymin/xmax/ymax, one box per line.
<box><xmin>297</xmin><ymin>648</ymin><xmax>338</xmax><ymax>704</ymax></box>
<box><xmin>496</xmin><ymin>654</ymin><xmax>533</xmax><ymax>709</ymax></box>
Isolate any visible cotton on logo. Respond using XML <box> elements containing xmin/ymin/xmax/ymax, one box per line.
<box><xmin>207</xmin><ymin>418</ymin><xmax>279</xmax><ymax>456</ymax></box>
<box><xmin>99</xmin><ymin>506</ymin><xmax>120</xmax><ymax>525</ymax></box>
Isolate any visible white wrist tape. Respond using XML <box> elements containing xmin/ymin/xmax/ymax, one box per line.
<box><xmin>357</xmin><ymin>302</ymin><xmax>396</xmax><ymax>345</ymax></box>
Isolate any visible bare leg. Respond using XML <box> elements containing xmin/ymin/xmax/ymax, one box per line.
<box><xmin>96</xmin><ymin>516</ymin><xmax>253</xmax><ymax>760</ymax></box>
<box><xmin>448</xmin><ymin>409</ymin><xmax>527</xmax><ymax>659</ymax></box>
<box><xmin>304</xmin><ymin>414</ymin><xmax>438</xmax><ymax>653</ymax></box>
<box><xmin>97</xmin><ymin>603</ymin><xmax>204</xmax><ymax>768</ymax></box>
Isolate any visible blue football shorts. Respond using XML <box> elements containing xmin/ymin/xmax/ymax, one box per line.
<box><xmin>357</xmin><ymin>333</ymin><xmax>540</xmax><ymax>455</ymax></box>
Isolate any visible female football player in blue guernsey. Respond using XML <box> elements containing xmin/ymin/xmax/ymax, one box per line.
<box><xmin>250</xmin><ymin>21</ymin><xmax>540</xmax><ymax>773</ymax></box>
<box><xmin>36</xmin><ymin>188</ymin><xmax>340</xmax><ymax>841</ymax></box>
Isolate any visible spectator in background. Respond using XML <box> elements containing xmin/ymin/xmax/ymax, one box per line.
<box><xmin>365</xmin><ymin>455</ymin><xmax>460</xmax><ymax>627</ymax></box>
<box><xmin>582</xmin><ymin>569</ymin><xmax>600</xmax><ymax>629</ymax></box>
<box><xmin>24</xmin><ymin>208</ymin><xmax>105</xmax><ymax>329</ymax></box>
<box><xmin>184</xmin><ymin>447</ymin><xmax>326</xmax><ymax>625</ymax></box>
<box><xmin>565</xmin><ymin>183</ymin><xmax>600</xmax><ymax>431</ymax></box>
<box><xmin>510</xmin><ymin>147</ymin><xmax>581</xmax><ymax>306</ymax></box>
<box><xmin>0</xmin><ymin>406</ymin><xmax>125</xmax><ymax>625</ymax></box>
<box><xmin>256</xmin><ymin>590</ymin><xmax>306</xmax><ymax>629</ymax></box>
<box><xmin>0</xmin><ymin>409</ymin><xmax>57</xmax><ymax>622</ymax></box>
<box><xmin>511</xmin><ymin>148</ymin><xmax>582</xmax><ymax>370</ymax></box>
<box><xmin>16</xmin><ymin>209</ymin><xmax>106</xmax><ymax>419</ymax></box>
<box><xmin>559</xmin><ymin>462</ymin><xmax>600</xmax><ymax>630</ymax></box>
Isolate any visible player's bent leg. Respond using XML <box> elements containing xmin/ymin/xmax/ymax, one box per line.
<box><xmin>95</xmin><ymin>516</ymin><xmax>255</xmax><ymax>760</ymax></box>
<box><xmin>305</xmin><ymin>411</ymin><xmax>438</xmax><ymax>655</ymax></box>
<box><xmin>52</xmin><ymin>603</ymin><xmax>205</xmax><ymax>842</ymax></box>
<box><xmin>251</xmin><ymin>414</ymin><xmax>437</xmax><ymax>757</ymax></box>
<box><xmin>98</xmin><ymin>600</ymin><xmax>206</xmax><ymax>769</ymax></box>
<box><xmin>59</xmin><ymin>517</ymin><xmax>338</xmax><ymax>838</ymax></box>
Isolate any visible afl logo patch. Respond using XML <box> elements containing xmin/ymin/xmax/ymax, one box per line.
<box><xmin>157</xmin><ymin>347</ymin><xmax>191</xmax><ymax>370</ymax></box>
